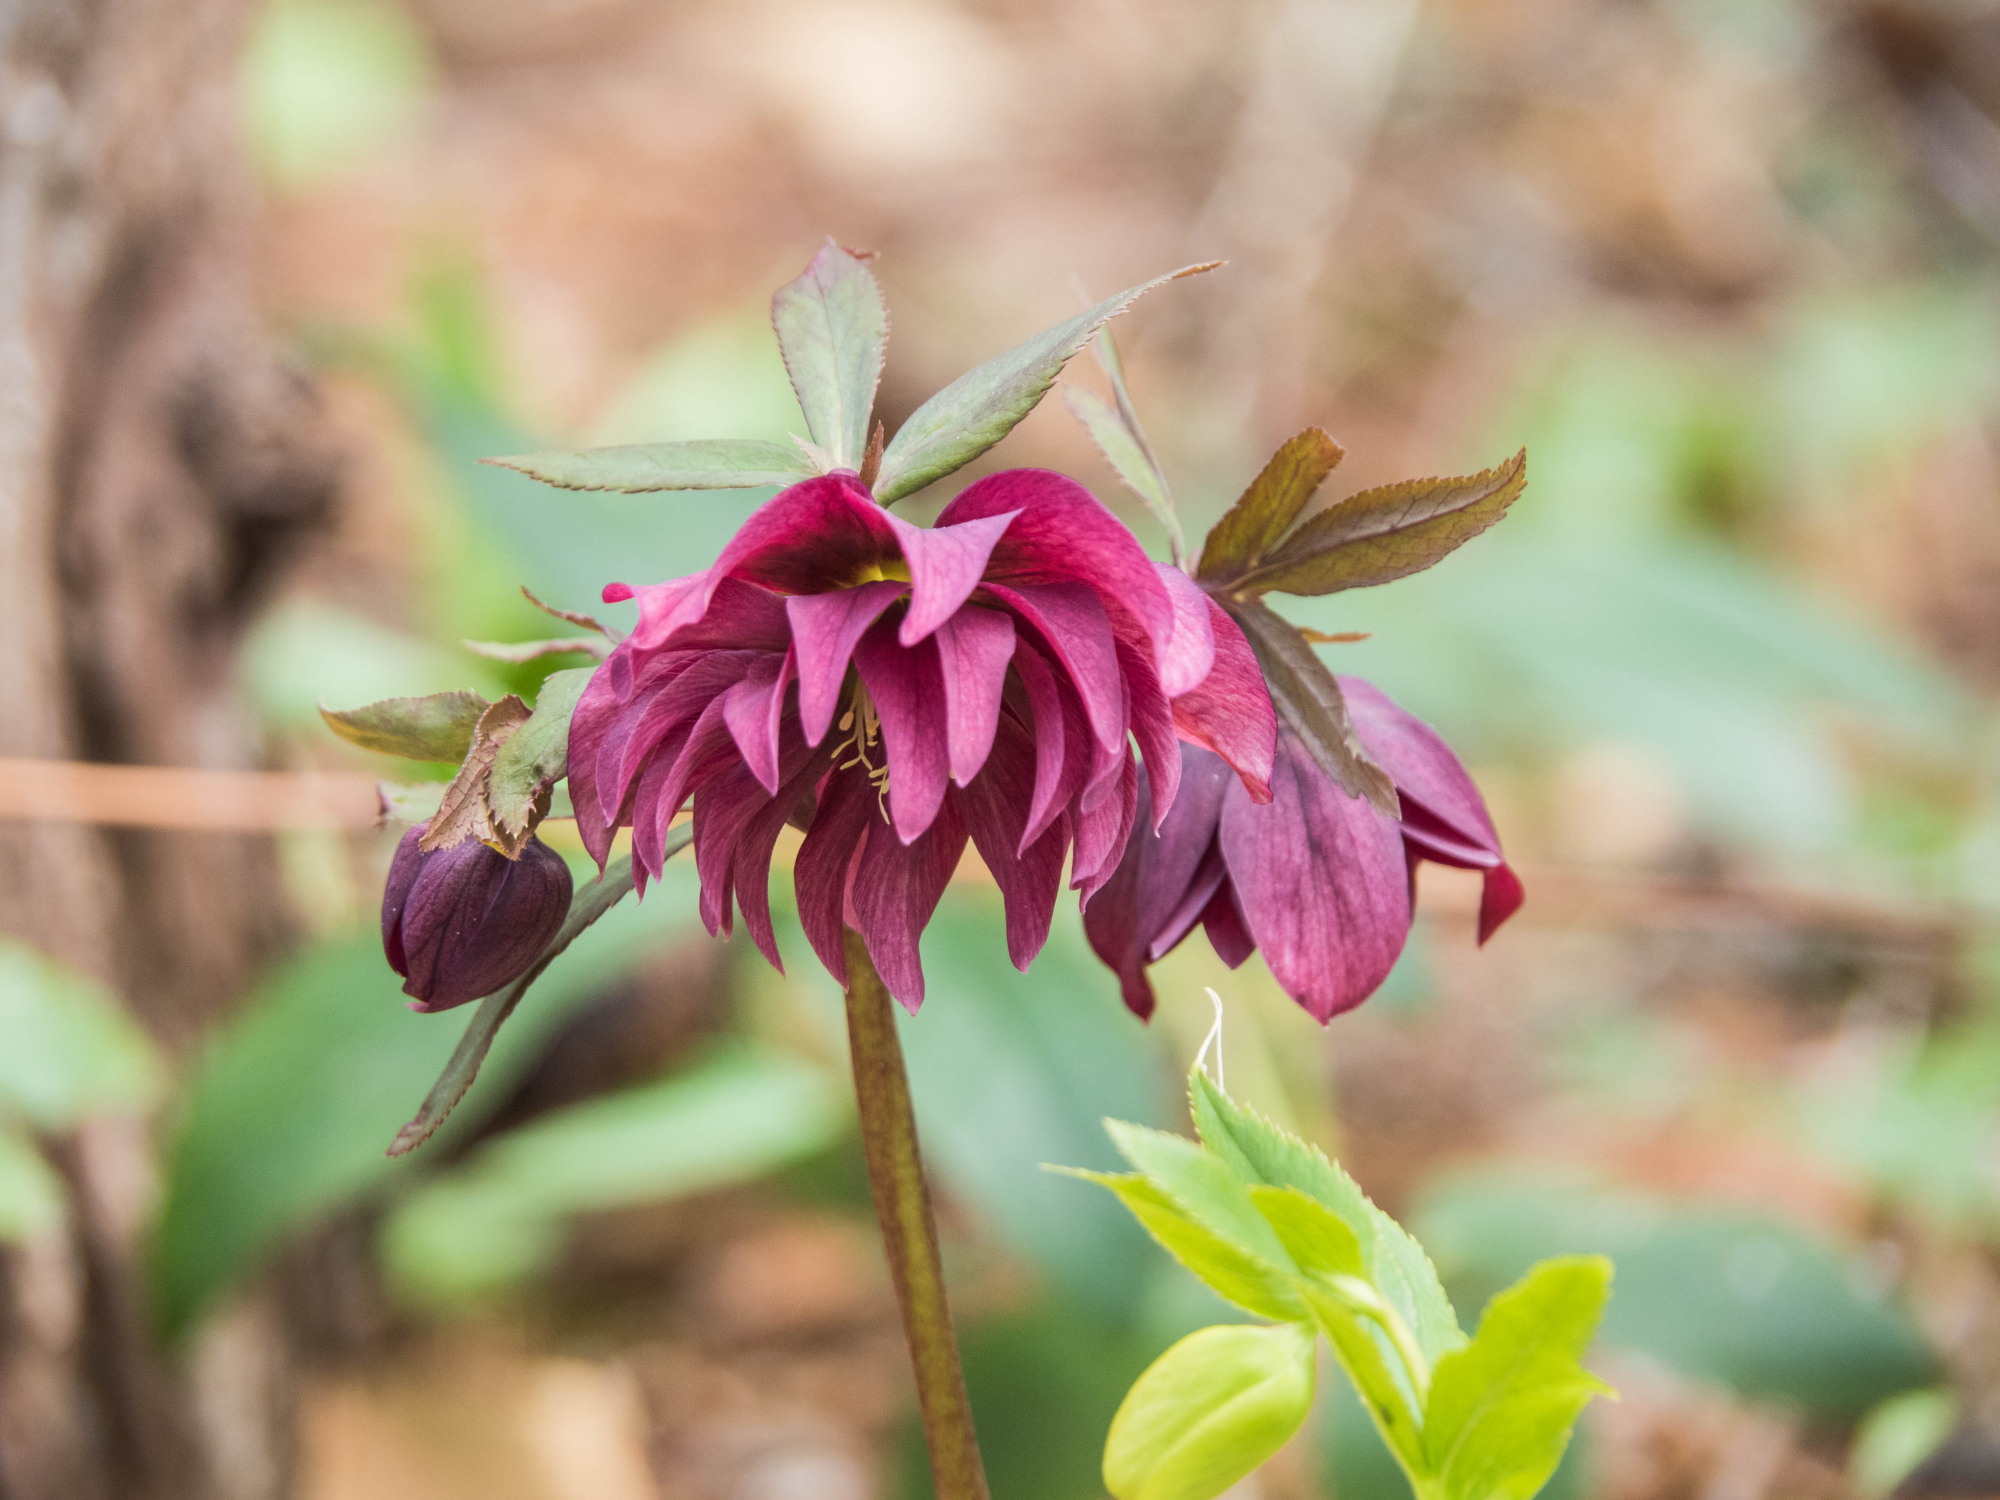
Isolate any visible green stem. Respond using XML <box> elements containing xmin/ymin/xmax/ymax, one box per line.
<box><xmin>840</xmin><ymin>929</ymin><xmax>991</xmax><ymax>1500</ymax></box>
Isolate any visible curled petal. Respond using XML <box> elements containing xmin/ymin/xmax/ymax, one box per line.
<box><xmin>932</xmin><ymin>605</ymin><xmax>1015</xmax><ymax>786</ymax></box>
<box><xmin>886</xmin><ymin>508</ymin><xmax>1018</xmax><ymax>644</ymax></box>
<box><xmin>1114</xmin><ymin>633</ymin><xmax>1181</xmax><ymax>826</ymax></box>
<box><xmin>1009</xmin><ymin>639</ymin><xmax>1091</xmax><ymax>852</ymax></box>
<box><xmin>788</xmin><ymin>581</ymin><xmax>907</xmax><ymax>746</ymax></box>
<box><xmin>1071</xmin><ymin>749</ymin><xmax>1138</xmax><ymax>899</ymax></box>
<box><xmin>1153</xmin><ymin>563</ymin><xmax>1218</xmax><ymax>698</ymax></box>
<box><xmin>983</xmin><ymin>580</ymin><xmax>1127</xmax><ymax>767</ymax></box>
<box><xmin>850</xmin><ymin>795</ymin><xmax>967</xmax><ymax>1011</ymax></box>
<box><xmin>721</xmin><ymin>656</ymin><xmax>787</xmax><ymax>793</ymax></box>
<box><xmin>853</xmin><ymin>622</ymin><xmax>950</xmax><ymax>843</ymax></box>
<box><xmin>957</xmin><ymin>714</ymin><xmax>1068</xmax><ymax>970</ymax></box>
<box><xmin>795</xmin><ymin>765</ymin><xmax>878</xmax><ymax>986</ymax></box>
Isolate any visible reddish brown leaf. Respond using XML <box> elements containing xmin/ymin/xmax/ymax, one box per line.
<box><xmin>1194</xmin><ymin>429</ymin><xmax>1345</xmax><ymax>586</ymax></box>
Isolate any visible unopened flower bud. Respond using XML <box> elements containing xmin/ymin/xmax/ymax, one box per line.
<box><xmin>381</xmin><ymin>829</ymin><xmax>572</xmax><ymax>1011</ymax></box>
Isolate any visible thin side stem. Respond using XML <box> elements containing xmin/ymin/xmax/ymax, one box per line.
<box><xmin>840</xmin><ymin>929</ymin><xmax>990</xmax><ymax>1500</ymax></box>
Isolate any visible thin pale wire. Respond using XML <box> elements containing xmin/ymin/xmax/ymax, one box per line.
<box><xmin>1194</xmin><ymin>987</ymin><xmax>1227</xmax><ymax>1092</ymax></box>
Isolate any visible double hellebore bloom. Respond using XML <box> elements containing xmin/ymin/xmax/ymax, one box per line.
<box><xmin>567</xmin><ymin>469</ymin><xmax>1276</xmax><ymax>1009</ymax></box>
<box><xmin>1085</xmin><ymin>675</ymin><xmax>1523</xmax><ymax>1022</ymax></box>
<box><xmin>382</xmin><ymin>828</ymin><xmax>573</xmax><ymax>1010</ymax></box>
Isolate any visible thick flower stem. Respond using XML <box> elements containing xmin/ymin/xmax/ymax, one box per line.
<box><xmin>840</xmin><ymin>928</ymin><xmax>990</xmax><ymax>1500</ymax></box>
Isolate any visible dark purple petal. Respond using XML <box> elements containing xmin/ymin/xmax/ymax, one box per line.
<box><xmin>609</xmin><ymin>651</ymin><xmax>764</xmax><ymax>825</ymax></box>
<box><xmin>1081</xmin><ymin>746</ymin><xmax>1232</xmax><ymax>1018</ymax></box>
<box><xmin>932</xmin><ymin>605</ymin><xmax>1015</xmax><ymax>786</ymax></box>
<box><xmin>1008</xmin><ymin>638</ymin><xmax>1089</xmax><ymax>851</ymax></box>
<box><xmin>939</xmin><ymin>468</ymin><xmax>1177</xmax><ymax>677</ymax></box>
<box><xmin>853</xmin><ymin>621</ymin><xmax>950</xmax><ymax>843</ymax></box>
<box><xmin>886</xmin><ymin>508</ymin><xmax>1018</xmax><ymax>645</ymax></box>
<box><xmin>1153</xmin><ymin>562</ymin><xmax>1218</xmax><ymax>697</ymax></box>
<box><xmin>1199</xmin><ymin>884</ymin><xmax>1257</xmax><ymax>969</ymax></box>
<box><xmin>693</xmin><ymin>736</ymin><xmax>829</xmax><ymax>966</ymax></box>
<box><xmin>957</xmin><ymin>715</ymin><xmax>1068</xmax><ymax>970</ymax></box>
<box><xmin>1171</xmin><ymin>598</ymin><xmax>1276</xmax><ymax>802</ymax></box>
<box><xmin>794</xmin><ymin>764</ymin><xmax>877</xmax><ymax>986</ymax></box>
<box><xmin>387</xmin><ymin>831</ymin><xmax>573</xmax><ymax>1011</ymax></box>
<box><xmin>850</xmin><ymin>795</ymin><xmax>967</xmax><ymax>1011</ymax></box>
<box><xmin>1219</xmin><ymin>734</ymin><xmax>1412</xmax><ymax>1021</ymax></box>
<box><xmin>1114</xmin><ymin>632</ymin><xmax>1181</xmax><ymax>827</ymax></box>
<box><xmin>1071</xmin><ymin>749</ymin><xmax>1138</xmax><ymax>899</ymax></box>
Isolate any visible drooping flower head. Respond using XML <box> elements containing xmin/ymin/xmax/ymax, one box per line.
<box><xmin>1084</xmin><ymin>676</ymin><xmax>1523</xmax><ymax>1022</ymax></box>
<box><xmin>567</xmin><ymin>469</ymin><xmax>1276</xmax><ymax>1009</ymax></box>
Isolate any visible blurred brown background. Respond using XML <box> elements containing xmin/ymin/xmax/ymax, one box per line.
<box><xmin>8</xmin><ymin>1</ymin><xmax>2000</xmax><ymax>1498</ymax></box>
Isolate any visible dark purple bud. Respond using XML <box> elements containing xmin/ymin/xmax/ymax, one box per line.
<box><xmin>381</xmin><ymin>828</ymin><xmax>573</xmax><ymax>1011</ymax></box>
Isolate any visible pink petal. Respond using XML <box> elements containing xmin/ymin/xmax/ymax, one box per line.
<box><xmin>1218</xmin><ymin>734</ymin><xmax>1412</xmax><ymax>1021</ymax></box>
<box><xmin>1153</xmin><ymin>564</ymin><xmax>1218</xmax><ymax>697</ymax></box>
<box><xmin>711</xmin><ymin>473</ymin><xmax>898</xmax><ymax>598</ymax></box>
<box><xmin>1171</xmin><ymin>599</ymin><xmax>1276</xmax><ymax>801</ymax></box>
<box><xmin>956</xmin><ymin>716</ymin><xmax>1068</xmax><ymax>970</ymax></box>
<box><xmin>886</xmin><ymin>509</ymin><xmax>1018</xmax><ymax>645</ymax></box>
<box><xmin>566</xmin><ymin>661</ymin><xmax>626</xmax><ymax>869</ymax></box>
<box><xmin>788</xmin><ymin>581</ymin><xmax>908</xmax><ymax>746</ymax></box>
<box><xmin>1115</xmin><ymin>633</ymin><xmax>1181</xmax><ymax>826</ymax></box>
<box><xmin>794</xmin><ymin>765</ymin><xmax>877</xmax><ymax>986</ymax></box>
<box><xmin>721</xmin><ymin>656</ymin><xmax>787</xmax><ymax>793</ymax></box>
<box><xmin>1008</xmin><ymin>640</ymin><xmax>1092</xmax><ymax>852</ymax></box>
<box><xmin>932</xmin><ymin>605</ymin><xmax>1015</xmax><ymax>785</ymax></box>
<box><xmin>1070</xmin><ymin>749</ymin><xmax>1138</xmax><ymax>899</ymax></box>
<box><xmin>853</xmin><ymin>622</ymin><xmax>950</xmax><ymax>844</ymax></box>
<box><xmin>939</xmin><ymin>468</ymin><xmax>1176</xmax><ymax>675</ymax></box>
<box><xmin>850</xmin><ymin>796</ymin><xmax>968</xmax><ymax>1011</ymax></box>
<box><xmin>981</xmin><ymin>581</ymin><xmax>1127</xmax><ymax>765</ymax></box>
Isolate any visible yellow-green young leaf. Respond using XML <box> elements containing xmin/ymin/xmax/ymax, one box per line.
<box><xmin>874</xmin><ymin>263</ymin><xmax>1219</xmax><ymax>504</ymax></box>
<box><xmin>320</xmin><ymin>690</ymin><xmax>490</xmax><ymax>763</ymax></box>
<box><xmin>1238</xmin><ymin>450</ymin><xmax>1527</xmax><ymax>598</ymax></box>
<box><xmin>1298</xmin><ymin>1280</ymin><xmax>1431</xmax><ymax>1478</ymax></box>
<box><xmin>1108</xmin><ymin>1120</ymin><xmax>1301</xmax><ymax>1273</ymax></box>
<box><xmin>1192</xmin><ymin>1069</ymin><xmax>1462</xmax><ymax>1362</ymax></box>
<box><xmin>771</xmin><ymin>239</ymin><xmax>887</xmax><ymax>470</ymax></box>
<box><xmin>1066</xmin><ymin>1169</ymin><xmax>1305</xmax><ymax>1322</ymax></box>
<box><xmin>1104</xmin><ymin>1323</ymin><xmax>1317</xmax><ymax>1500</ymax></box>
<box><xmin>1424</xmin><ymin>1256</ymin><xmax>1615</xmax><ymax>1500</ymax></box>
<box><xmin>486</xmin><ymin>667</ymin><xmax>593</xmax><ymax>843</ymax></box>
<box><xmin>1195</xmin><ymin>428</ymin><xmax>1345</xmax><ymax>587</ymax></box>
<box><xmin>486</xmin><ymin>439</ymin><xmax>813</xmax><ymax>493</ymax></box>
<box><xmin>1223</xmin><ymin>598</ymin><xmax>1399</xmax><ymax>816</ymax></box>
<box><xmin>1249</xmin><ymin>1185</ymin><xmax>1366</xmax><ymax>1279</ymax></box>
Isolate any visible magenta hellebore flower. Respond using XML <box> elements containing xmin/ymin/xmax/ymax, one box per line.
<box><xmin>567</xmin><ymin>469</ymin><xmax>1277</xmax><ymax>1009</ymax></box>
<box><xmin>382</xmin><ymin>829</ymin><xmax>573</xmax><ymax>1010</ymax></box>
<box><xmin>1084</xmin><ymin>675</ymin><xmax>1524</xmax><ymax>1022</ymax></box>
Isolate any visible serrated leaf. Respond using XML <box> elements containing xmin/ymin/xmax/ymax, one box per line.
<box><xmin>1066</xmin><ymin>1169</ymin><xmax>1304</xmax><ymax>1321</ymax></box>
<box><xmin>1065</xmin><ymin>325</ymin><xmax>1182</xmax><ymax>554</ymax></box>
<box><xmin>1224</xmin><ymin>598</ymin><xmax>1399</xmax><ymax>816</ymax></box>
<box><xmin>1108</xmin><ymin>1119</ymin><xmax>1300</xmax><ymax>1272</ymax></box>
<box><xmin>874</xmin><ymin>263</ymin><xmax>1219</xmax><ymax>503</ymax></box>
<box><xmin>486</xmin><ymin>667</ymin><xmax>593</xmax><ymax>844</ymax></box>
<box><xmin>1104</xmin><ymin>1323</ymin><xmax>1316</xmax><ymax>1500</ymax></box>
<box><xmin>1192</xmin><ymin>1070</ymin><xmax>1461</xmax><ymax>1361</ymax></box>
<box><xmin>1239</xmin><ymin>450</ymin><xmax>1527</xmax><ymax>597</ymax></box>
<box><xmin>1249</xmin><ymin>1185</ymin><xmax>1366</xmax><ymax>1280</ymax></box>
<box><xmin>1423</xmin><ymin>1256</ymin><xmax>1614</xmax><ymax>1500</ymax></box>
<box><xmin>1195</xmin><ymin>429</ymin><xmax>1345</xmax><ymax>586</ymax></box>
<box><xmin>485</xmin><ymin>438</ymin><xmax>813</xmax><ymax>493</ymax></box>
<box><xmin>771</xmin><ymin>239</ymin><xmax>887</xmax><ymax>469</ymax></box>
<box><xmin>418</xmin><ymin>695</ymin><xmax>533</xmax><ymax>854</ymax></box>
<box><xmin>320</xmin><ymin>690</ymin><xmax>491</xmax><ymax>763</ymax></box>
<box><xmin>1298</xmin><ymin>1279</ymin><xmax>1430</xmax><ymax>1477</ymax></box>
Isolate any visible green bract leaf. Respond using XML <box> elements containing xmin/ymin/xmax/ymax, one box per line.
<box><xmin>874</xmin><ymin>262</ymin><xmax>1220</xmax><ymax>504</ymax></box>
<box><xmin>486</xmin><ymin>666</ymin><xmax>593</xmax><ymax>844</ymax></box>
<box><xmin>486</xmin><ymin>438</ymin><xmax>813</xmax><ymax>493</ymax></box>
<box><xmin>1064</xmin><ymin>1169</ymin><xmax>1305</xmax><ymax>1322</ymax></box>
<box><xmin>462</xmin><ymin>636</ymin><xmax>606</xmax><ymax>664</ymax></box>
<box><xmin>1224</xmin><ymin>598</ymin><xmax>1399</xmax><ymax>816</ymax></box>
<box><xmin>1195</xmin><ymin>428</ymin><xmax>1344</xmax><ymax>587</ymax></box>
<box><xmin>1423</xmin><ymin>1256</ymin><xmax>1613</xmax><ymax>1500</ymax></box>
<box><xmin>0</xmin><ymin>941</ymin><xmax>159</xmax><ymax>1130</ymax></box>
<box><xmin>1192</xmin><ymin>1069</ymin><xmax>1460</xmax><ymax>1361</ymax></box>
<box><xmin>1065</xmin><ymin>325</ymin><xmax>1182</xmax><ymax>556</ymax></box>
<box><xmin>1103</xmin><ymin>1323</ymin><xmax>1316</xmax><ymax>1500</ymax></box>
<box><xmin>320</xmin><ymin>689</ymin><xmax>491</xmax><ymax>763</ymax></box>
<box><xmin>771</xmin><ymin>239</ymin><xmax>887</xmax><ymax>470</ymax></box>
<box><xmin>1238</xmin><ymin>450</ymin><xmax>1528</xmax><ymax>598</ymax></box>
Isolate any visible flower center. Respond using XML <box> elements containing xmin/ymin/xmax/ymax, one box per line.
<box><xmin>834</xmin><ymin>679</ymin><xmax>893</xmax><ymax>821</ymax></box>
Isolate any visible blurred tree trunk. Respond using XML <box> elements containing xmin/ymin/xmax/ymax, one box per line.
<box><xmin>0</xmin><ymin>1</ymin><xmax>336</xmax><ymax>1497</ymax></box>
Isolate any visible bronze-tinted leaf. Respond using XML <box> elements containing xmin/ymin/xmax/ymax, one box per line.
<box><xmin>1237</xmin><ymin>450</ymin><xmax>1526</xmax><ymax>598</ymax></box>
<box><xmin>521</xmin><ymin>586</ymin><xmax>614</xmax><ymax>640</ymax></box>
<box><xmin>1224</xmin><ymin>599</ymin><xmax>1397</xmax><ymax>816</ymax></box>
<box><xmin>1195</xmin><ymin>429</ymin><xmax>1345</xmax><ymax>587</ymax></box>
<box><xmin>321</xmin><ymin>691</ymin><xmax>491</xmax><ymax>763</ymax></box>
<box><xmin>418</xmin><ymin>695</ymin><xmax>532</xmax><ymax>854</ymax></box>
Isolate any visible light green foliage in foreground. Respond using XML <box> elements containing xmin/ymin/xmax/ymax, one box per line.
<box><xmin>1066</xmin><ymin>1068</ymin><xmax>1613</xmax><ymax>1500</ymax></box>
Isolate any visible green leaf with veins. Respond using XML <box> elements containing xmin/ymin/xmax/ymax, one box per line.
<box><xmin>320</xmin><ymin>690</ymin><xmax>491</xmax><ymax>763</ymax></box>
<box><xmin>1065</xmin><ymin>324</ymin><xmax>1182</xmax><ymax>555</ymax></box>
<box><xmin>771</xmin><ymin>239</ymin><xmax>887</xmax><ymax>470</ymax></box>
<box><xmin>486</xmin><ymin>666</ymin><xmax>592</xmax><ymax>842</ymax></box>
<box><xmin>873</xmin><ymin>263</ymin><xmax>1219</xmax><ymax>504</ymax></box>
<box><xmin>486</xmin><ymin>438</ymin><xmax>813</xmax><ymax>493</ymax></box>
